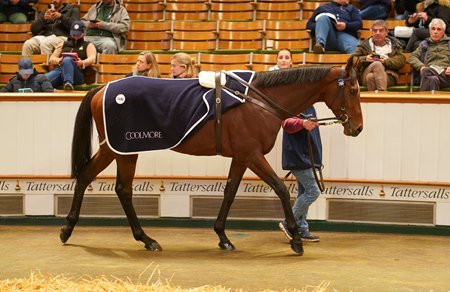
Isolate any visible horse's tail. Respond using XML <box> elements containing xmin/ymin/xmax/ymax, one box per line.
<box><xmin>71</xmin><ymin>86</ymin><xmax>104</xmax><ymax>178</ymax></box>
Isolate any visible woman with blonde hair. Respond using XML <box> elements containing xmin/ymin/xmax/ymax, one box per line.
<box><xmin>170</xmin><ymin>52</ymin><xmax>198</xmax><ymax>78</ymax></box>
<box><xmin>126</xmin><ymin>51</ymin><xmax>160</xmax><ymax>78</ymax></box>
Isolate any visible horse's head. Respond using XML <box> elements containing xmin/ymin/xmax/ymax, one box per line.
<box><xmin>324</xmin><ymin>62</ymin><xmax>363</xmax><ymax>137</ymax></box>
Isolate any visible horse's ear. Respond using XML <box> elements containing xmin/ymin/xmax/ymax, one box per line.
<box><xmin>345</xmin><ymin>56</ymin><xmax>358</xmax><ymax>79</ymax></box>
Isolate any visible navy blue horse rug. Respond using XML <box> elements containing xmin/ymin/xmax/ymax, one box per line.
<box><xmin>103</xmin><ymin>71</ymin><xmax>255</xmax><ymax>154</ymax></box>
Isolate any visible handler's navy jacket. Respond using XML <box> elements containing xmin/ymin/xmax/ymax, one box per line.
<box><xmin>282</xmin><ymin>106</ymin><xmax>323</xmax><ymax>170</ymax></box>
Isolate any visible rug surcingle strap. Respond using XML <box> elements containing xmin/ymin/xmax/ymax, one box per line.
<box><xmin>215</xmin><ymin>71</ymin><xmax>222</xmax><ymax>155</ymax></box>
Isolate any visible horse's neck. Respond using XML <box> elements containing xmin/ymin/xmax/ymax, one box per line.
<box><xmin>275</xmin><ymin>82</ymin><xmax>322</xmax><ymax>117</ymax></box>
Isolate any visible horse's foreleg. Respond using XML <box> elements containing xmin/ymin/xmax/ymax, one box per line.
<box><xmin>215</xmin><ymin>158</ymin><xmax>247</xmax><ymax>251</ymax></box>
<box><xmin>60</xmin><ymin>147</ymin><xmax>114</xmax><ymax>243</ymax></box>
<box><xmin>115</xmin><ymin>155</ymin><xmax>161</xmax><ymax>251</ymax></box>
<box><xmin>247</xmin><ymin>155</ymin><xmax>303</xmax><ymax>255</ymax></box>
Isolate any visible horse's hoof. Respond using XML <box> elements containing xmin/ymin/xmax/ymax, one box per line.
<box><xmin>218</xmin><ymin>241</ymin><xmax>235</xmax><ymax>251</ymax></box>
<box><xmin>290</xmin><ymin>239</ymin><xmax>304</xmax><ymax>255</ymax></box>
<box><xmin>59</xmin><ymin>227</ymin><xmax>72</xmax><ymax>243</ymax></box>
<box><xmin>145</xmin><ymin>241</ymin><xmax>162</xmax><ymax>251</ymax></box>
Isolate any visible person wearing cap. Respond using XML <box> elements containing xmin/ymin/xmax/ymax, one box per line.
<box><xmin>46</xmin><ymin>20</ymin><xmax>97</xmax><ymax>90</ymax></box>
<box><xmin>0</xmin><ymin>57</ymin><xmax>54</xmax><ymax>92</ymax></box>
<box><xmin>0</xmin><ymin>0</ymin><xmax>37</xmax><ymax>24</ymax></box>
<box><xmin>81</xmin><ymin>0</ymin><xmax>130</xmax><ymax>54</ymax></box>
<box><xmin>22</xmin><ymin>0</ymin><xmax>80</xmax><ymax>55</ymax></box>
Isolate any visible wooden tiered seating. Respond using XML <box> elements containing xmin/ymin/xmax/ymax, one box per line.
<box><xmin>247</xmin><ymin>52</ymin><xmax>276</xmax><ymax>72</ymax></box>
<box><xmin>216</xmin><ymin>20</ymin><xmax>264</xmax><ymax>50</ymax></box>
<box><xmin>162</xmin><ymin>1</ymin><xmax>210</xmax><ymax>21</ymax></box>
<box><xmin>126</xmin><ymin>21</ymin><xmax>171</xmax><ymax>52</ymax></box>
<box><xmin>209</xmin><ymin>1</ymin><xmax>256</xmax><ymax>21</ymax></box>
<box><xmin>165</xmin><ymin>21</ymin><xmax>218</xmax><ymax>51</ymax></box>
<box><xmin>78</xmin><ymin>0</ymin><xmax>97</xmax><ymax>15</ymax></box>
<box><xmin>301</xmin><ymin>52</ymin><xmax>352</xmax><ymax>66</ymax></box>
<box><xmin>255</xmin><ymin>1</ymin><xmax>301</xmax><ymax>20</ymax></box>
<box><xmin>300</xmin><ymin>0</ymin><xmax>323</xmax><ymax>20</ymax></box>
<box><xmin>360</xmin><ymin>19</ymin><xmax>407</xmax><ymax>40</ymax></box>
<box><xmin>0</xmin><ymin>24</ymin><xmax>31</xmax><ymax>52</ymax></box>
<box><xmin>0</xmin><ymin>54</ymin><xmax>48</xmax><ymax>84</ymax></box>
<box><xmin>36</xmin><ymin>0</ymin><xmax>53</xmax><ymax>13</ymax></box>
<box><xmin>197</xmin><ymin>52</ymin><xmax>250</xmax><ymax>71</ymax></box>
<box><xmin>262</xmin><ymin>20</ymin><xmax>310</xmax><ymax>51</ymax></box>
<box><xmin>123</xmin><ymin>1</ymin><xmax>164</xmax><ymax>21</ymax></box>
<box><xmin>95</xmin><ymin>53</ymin><xmax>138</xmax><ymax>83</ymax></box>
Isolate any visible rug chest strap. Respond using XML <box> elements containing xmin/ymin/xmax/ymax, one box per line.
<box><xmin>215</xmin><ymin>72</ymin><xmax>222</xmax><ymax>155</ymax></box>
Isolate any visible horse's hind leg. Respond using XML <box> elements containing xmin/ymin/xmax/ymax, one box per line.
<box><xmin>60</xmin><ymin>147</ymin><xmax>114</xmax><ymax>243</ymax></box>
<box><xmin>247</xmin><ymin>154</ymin><xmax>303</xmax><ymax>255</ymax></box>
<box><xmin>215</xmin><ymin>158</ymin><xmax>247</xmax><ymax>251</ymax></box>
<box><xmin>115</xmin><ymin>155</ymin><xmax>161</xmax><ymax>251</ymax></box>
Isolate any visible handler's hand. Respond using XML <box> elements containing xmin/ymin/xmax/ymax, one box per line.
<box><xmin>303</xmin><ymin>119</ymin><xmax>319</xmax><ymax>131</ymax></box>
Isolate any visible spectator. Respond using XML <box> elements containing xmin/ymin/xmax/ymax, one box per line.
<box><xmin>307</xmin><ymin>0</ymin><xmax>362</xmax><ymax>54</ymax></box>
<box><xmin>409</xmin><ymin>18</ymin><xmax>450</xmax><ymax>91</ymax></box>
<box><xmin>46</xmin><ymin>20</ymin><xmax>97</xmax><ymax>90</ymax></box>
<box><xmin>125</xmin><ymin>51</ymin><xmax>160</xmax><ymax>78</ymax></box>
<box><xmin>0</xmin><ymin>0</ymin><xmax>36</xmax><ymax>24</ymax></box>
<box><xmin>0</xmin><ymin>57</ymin><xmax>54</xmax><ymax>92</ymax></box>
<box><xmin>82</xmin><ymin>0</ymin><xmax>130</xmax><ymax>54</ymax></box>
<box><xmin>270</xmin><ymin>49</ymin><xmax>322</xmax><ymax>243</ymax></box>
<box><xmin>22</xmin><ymin>0</ymin><xmax>80</xmax><ymax>55</ymax></box>
<box><xmin>170</xmin><ymin>52</ymin><xmax>198</xmax><ymax>78</ymax></box>
<box><xmin>352</xmin><ymin>20</ymin><xmax>406</xmax><ymax>91</ymax></box>
<box><xmin>359</xmin><ymin>0</ymin><xmax>392</xmax><ymax>20</ymax></box>
<box><xmin>394</xmin><ymin>0</ymin><xmax>419</xmax><ymax>20</ymax></box>
<box><xmin>269</xmin><ymin>48</ymin><xmax>294</xmax><ymax>70</ymax></box>
<box><xmin>404</xmin><ymin>0</ymin><xmax>450</xmax><ymax>52</ymax></box>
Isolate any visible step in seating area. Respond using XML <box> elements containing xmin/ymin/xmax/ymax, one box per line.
<box><xmin>1</xmin><ymin>51</ymin><xmax>421</xmax><ymax>92</ymax></box>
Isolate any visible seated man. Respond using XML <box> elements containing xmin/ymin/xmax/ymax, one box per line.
<box><xmin>404</xmin><ymin>0</ymin><xmax>450</xmax><ymax>52</ymax></box>
<box><xmin>307</xmin><ymin>0</ymin><xmax>362</xmax><ymax>54</ymax></box>
<box><xmin>359</xmin><ymin>0</ymin><xmax>391</xmax><ymax>20</ymax></box>
<box><xmin>1</xmin><ymin>57</ymin><xmax>54</xmax><ymax>92</ymax></box>
<box><xmin>22</xmin><ymin>0</ymin><xmax>80</xmax><ymax>55</ymax></box>
<box><xmin>353</xmin><ymin>20</ymin><xmax>406</xmax><ymax>91</ymax></box>
<box><xmin>46</xmin><ymin>20</ymin><xmax>97</xmax><ymax>90</ymax></box>
<box><xmin>0</xmin><ymin>0</ymin><xmax>36</xmax><ymax>24</ymax></box>
<box><xmin>409</xmin><ymin>18</ymin><xmax>450</xmax><ymax>91</ymax></box>
<box><xmin>81</xmin><ymin>0</ymin><xmax>130</xmax><ymax>54</ymax></box>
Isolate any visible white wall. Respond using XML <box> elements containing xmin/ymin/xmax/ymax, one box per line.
<box><xmin>1</xmin><ymin>101</ymin><xmax>449</xmax><ymax>184</ymax></box>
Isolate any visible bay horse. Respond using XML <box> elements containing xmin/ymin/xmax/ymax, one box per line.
<box><xmin>60</xmin><ymin>62</ymin><xmax>363</xmax><ymax>255</ymax></box>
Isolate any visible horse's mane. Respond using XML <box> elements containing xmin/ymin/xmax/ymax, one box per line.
<box><xmin>253</xmin><ymin>66</ymin><xmax>332</xmax><ymax>87</ymax></box>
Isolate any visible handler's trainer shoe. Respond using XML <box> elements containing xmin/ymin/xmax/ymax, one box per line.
<box><xmin>278</xmin><ymin>221</ymin><xmax>292</xmax><ymax>240</ymax></box>
<box><xmin>300</xmin><ymin>231</ymin><xmax>320</xmax><ymax>242</ymax></box>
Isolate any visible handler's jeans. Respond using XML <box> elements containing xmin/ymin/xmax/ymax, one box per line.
<box><xmin>46</xmin><ymin>57</ymin><xmax>84</xmax><ymax>87</ymax></box>
<box><xmin>314</xmin><ymin>16</ymin><xmax>359</xmax><ymax>53</ymax></box>
<box><xmin>284</xmin><ymin>168</ymin><xmax>321</xmax><ymax>235</ymax></box>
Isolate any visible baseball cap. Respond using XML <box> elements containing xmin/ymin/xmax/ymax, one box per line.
<box><xmin>18</xmin><ymin>57</ymin><xmax>34</xmax><ymax>75</ymax></box>
<box><xmin>70</xmin><ymin>20</ymin><xmax>86</xmax><ymax>36</ymax></box>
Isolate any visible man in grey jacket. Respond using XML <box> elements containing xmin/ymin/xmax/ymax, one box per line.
<box><xmin>22</xmin><ymin>0</ymin><xmax>80</xmax><ymax>55</ymax></box>
<box><xmin>409</xmin><ymin>18</ymin><xmax>450</xmax><ymax>91</ymax></box>
<box><xmin>81</xmin><ymin>0</ymin><xmax>130</xmax><ymax>54</ymax></box>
